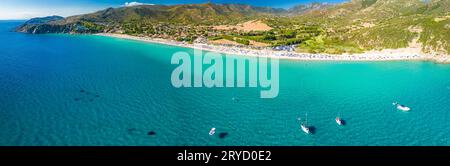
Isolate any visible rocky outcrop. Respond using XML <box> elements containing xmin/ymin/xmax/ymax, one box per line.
<box><xmin>16</xmin><ymin>23</ymin><xmax>101</xmax><ymax>34</ymax></box>
<box><xmin>15</xmin><ymin>15</ymin><xmax>104</xmax><ymax>34</ymax></box>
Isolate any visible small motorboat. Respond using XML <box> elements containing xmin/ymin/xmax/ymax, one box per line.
<box><xmin>397</xmin><ymin>105</ymin><xmax>411</xmax><ymax>111</ymax></box>
<box><xmin>393</xmin><ymin>102</ymin><xmax>411</xmax><ymax>112</ymax></box>
<box><xmin>336</xmin><ymin>117</ymin><xmax>343</xmax><ymax>126</ymax></box>
<box><xmin>209</xmin><ymin>128</ymin><xmax>216</xmax><ymax>136</ymax></box>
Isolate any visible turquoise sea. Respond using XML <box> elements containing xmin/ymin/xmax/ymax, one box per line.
<box><xmin>0</xmin><ymin>21</ymin><xmax>449</xmax><ymax>146</ymax></box>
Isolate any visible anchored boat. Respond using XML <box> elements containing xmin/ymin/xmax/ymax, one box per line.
<box><xmin>393</xmin><ymin>102</ymin><xmax>411</xmax><ymax>112</ymax></box>
<box><xmin>299</xmin><ymin>113</ymin><xmax>310</xmax><ymax>134</ymax></box>
<box><xmin>301</xmin><ymin>124</ymin><xmax>310</xmax><ymax>134</ymax></box>
<box><xmin>336</xmin><ymin>117</ymin><xmax>343</xmax><ymax>126</ymax></box>
<box><xmin>209</xmin><ymin>128</ymin><xmax>216</xmax><ymax>136</ymax></box>
<box><xmin>336</xmin><ymin>112</ymin><xmax>344</xmax><ymax>126</ymax></box>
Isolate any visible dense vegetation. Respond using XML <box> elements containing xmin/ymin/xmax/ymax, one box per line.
<box><xmin>286</xmin><ymin>0</ymin><xmax>450</xmax><ymax>54</ymax></box>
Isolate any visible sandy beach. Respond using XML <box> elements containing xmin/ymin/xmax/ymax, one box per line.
<box><xmin>96</xmin><ymin>33</ymin><xmax>450</xmax><ymax>63</ymax></box>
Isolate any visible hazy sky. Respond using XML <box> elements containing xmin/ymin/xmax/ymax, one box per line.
<box><xmin>0</xmin><ymin>0</ymin><xmax>347</xmax><ymax>20</ymax></box>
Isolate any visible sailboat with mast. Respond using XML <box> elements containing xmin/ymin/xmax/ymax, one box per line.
<box><xmin>299</xmin><ymin>113</ymin><xmax>310</xmax><ymax>134</ymax></box>
<box><xmin>336</xmin><ymin>112</ymin><xmax>344</xmax><ymax>126</ymax></box>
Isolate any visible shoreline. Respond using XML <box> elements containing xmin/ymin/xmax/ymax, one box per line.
<box><xmin>96</xmin><ymin>33</ymin><xmax>450</xmax><ymax>63</ymax></box>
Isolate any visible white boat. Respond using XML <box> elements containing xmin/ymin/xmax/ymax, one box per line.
<box><xmin>299</xmin><ymin>113</ymin><xmax>310</xmax><ymax>134</ymax></box>
<box><xmin>209</xmin><ymin>128</ymin><xmax>216</xmax><ymax>136</ymax></box>
<box><xmin>301</xmin><ymin>124</ymin><xmax>310</xmax><ymax>134</ymax></box>
<box><xmin>397</xmin><ymin>105</ymin><xmax>411</xmax><ymax>111</ymax></box>
<box><xmin>393</xmin><ymin>102</ymin><xmax>411</xmax><ymax>112</ymax></box>
<box><xmin>336</xmin><ymin>117</ymin><xmax>343</xmax><ymax>126</ymax></box>
<box><xmin>336</xmin><ymin>112</ymin><xmax>344</xmax><ymax>126</ymax></box>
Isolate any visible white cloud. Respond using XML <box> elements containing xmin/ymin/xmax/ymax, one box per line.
<box><xmin>124</xmin><ymin>2</ymin><xmax>154</xmax><ymax>7</ymax></box>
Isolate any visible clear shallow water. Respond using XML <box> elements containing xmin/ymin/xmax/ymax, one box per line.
<box><xmin>0</xmin><ymin>21</ymin><xmax>449</xmax><ymax>146</ymax></box>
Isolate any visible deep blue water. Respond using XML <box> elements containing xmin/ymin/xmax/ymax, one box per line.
<box><xmin>0</xmin><ymin>21</ymin><xmax>449</xmax><ymax>145</ymax></box>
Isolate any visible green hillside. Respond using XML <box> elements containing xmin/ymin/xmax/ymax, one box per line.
<box><xmin>16</xmin><ymin>1</ymin><xmax>450</xmax><ymax>55</ymax></box>
<box><xmin>292</xmin><ymin>0</ymin><xmax>450</xmax><ymax>54</ymax></box>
